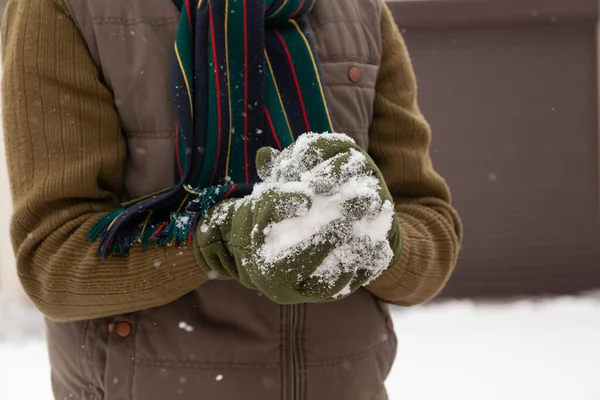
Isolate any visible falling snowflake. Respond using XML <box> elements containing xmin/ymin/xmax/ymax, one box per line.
<box><xmin>178</xmin><ymin>322</ymin><xmax>194</xmax><ymax>332</ymax></box>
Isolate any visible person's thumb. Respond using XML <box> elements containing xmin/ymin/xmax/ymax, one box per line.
<box><xmin>256</xmin><ymin>146</ymin><xmax>280</xmax><ymax>180</ymax></box>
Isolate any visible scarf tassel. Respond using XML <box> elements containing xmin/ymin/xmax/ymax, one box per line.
<box><xmin>89</xmin><ymin>186</ymin><xmax>231</xmax><ymax>258</ymax></box>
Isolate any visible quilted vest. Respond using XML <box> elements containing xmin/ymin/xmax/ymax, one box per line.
<box><xmin>46</xmin><ymin>1</ymin><xmax>398</xmax><ymax>399</ymax></box>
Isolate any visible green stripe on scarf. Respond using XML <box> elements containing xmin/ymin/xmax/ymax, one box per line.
<box><xmin>225</xmin><ymin>0</ymin><xmax>247</xmax><ymax>181</ymax></box>
<box><xmin>90</xmin><ymin>0</ymin><xmax>333</xmax><ymax>258</ymax></box>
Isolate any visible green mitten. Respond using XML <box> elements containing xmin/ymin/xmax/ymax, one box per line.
<box><xmin>193</xmin><ymin>186</ymin><xmax>358</xmax><ymax>303</ymax></box>
<box><xmin>192</xmin><ymin>189</ymin><xmax>311</xmax><ymax>288</ymax></box>
<box><xmin>194</xmin><ymin>133</ymin><xmax>402</xmax><ymax>303</ymax></box>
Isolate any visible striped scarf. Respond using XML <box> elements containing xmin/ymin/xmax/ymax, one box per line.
<box><xmin>90</xmin><ymin>0</ymin><xmax>333</xmax><ymax>258</ymax></box>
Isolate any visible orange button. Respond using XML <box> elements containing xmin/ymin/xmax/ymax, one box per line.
<box><xmin>348</xmin><ymin>66</ymin><xmax>362</xmax><ymax>83</ymax></box>
<box><xmin>116</xmin><ymin>322</ymin><xmax>132</xmax><ymax>338</ymax></box>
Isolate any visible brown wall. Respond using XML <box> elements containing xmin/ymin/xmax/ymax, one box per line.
<box><xmin>389</xmin><ymin>0</ymin><xmax>600</xmax><ymax>298</ymax></box>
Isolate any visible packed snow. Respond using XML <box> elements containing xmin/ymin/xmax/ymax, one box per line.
<box><xmin>202</xmin><ymin>133</ymin><xmax>395</xmax><ymax>291</ymax></box>
<box><xmin>1</xmin><ymin>295</ymin><xmax>599</xmax><ymax>400</ymax></box>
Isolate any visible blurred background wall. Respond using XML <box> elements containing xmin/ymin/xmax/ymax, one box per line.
<box><xmin>388</xmin><ymin>0</ymin><xmax>600</xmax><ymax>298</ymax></box>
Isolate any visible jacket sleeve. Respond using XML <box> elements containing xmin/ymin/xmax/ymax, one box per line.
<box><xmin>1</xmin><ymin>0</ymin><xmax>207</xmax><ymax>322</ymax></box>
<box><xmin>366</xmin><ymin>3</ymin><xmax>463</xmax><ymax>306</ymax></box>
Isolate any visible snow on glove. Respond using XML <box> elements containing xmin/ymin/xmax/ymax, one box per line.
<box><xmin>194</xmin><ymin>133</ymin><xmax>402</xmax><ymax>303</ymax></box>
<box><xmin>254</xmin><ymin>133</ymin><xmax>402</xmax><ymax>297</ymax></box>
<box><xmin>193</xmin><ymin>178</ymin><xmax>363</xmax><ymax>303</ymax></box>
<box><xmin>192</xmin><ymin>189</ymin><xmax>312</xmax><ymax>290</ymax></box>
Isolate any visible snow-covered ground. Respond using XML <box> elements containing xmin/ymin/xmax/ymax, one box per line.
<box><xmin>1</xmin><ymin>295</ymin><xmax>599</xmax><ymax>400</ymax></box>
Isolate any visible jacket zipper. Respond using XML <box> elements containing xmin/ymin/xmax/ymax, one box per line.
<box><xmin>286</xmin><ymin>304</ymin><xmax>302</xmax><ymax>400</ymax></box>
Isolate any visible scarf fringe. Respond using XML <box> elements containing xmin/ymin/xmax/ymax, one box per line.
<box><xmin>89</xmin><ymin>185</ymin><xmax>232</xmax><ymax>258</ymax></box>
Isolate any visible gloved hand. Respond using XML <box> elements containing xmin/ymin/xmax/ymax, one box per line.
<box><xmin>193</xmin><ymin>133</ymin><xmax>402</xmax><ymax>303</ymax></box>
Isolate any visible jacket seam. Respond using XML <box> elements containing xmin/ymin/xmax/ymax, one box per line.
<box><xmin>279</xmin><ymin>306</ymin><xmax>285</xmax><ymax>400</ymax></box>
<box><xmin>321</xmin><ymin>57</ymin><xmax>378</xmax><ymax>65</ymax></box>
<box><xmin>131</xmin><ymin>339</ymin><xmax>389</xmax><ymax>370</ymax></box>
<box><xmin>299</xmin><ymin>305</ymin><xmax>307</xmax><ymax>400</ymax></box>
<box><xmin>129</xmin><ymin>316</ymin><xmax>139</xmax><ymax>400</ymax></box>
<box><xmin>134</xmin><ymin>359</ymin><xmax>280</xmax><ymax>370</ymax></box>
<box><xmin>326</xmin><ymin>82</ymin><xmax>377</xmax><ymax>90</ymax></box>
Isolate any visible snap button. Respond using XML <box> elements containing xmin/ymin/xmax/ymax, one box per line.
<box><xmin>116</xmin><ymin>322</ymin><xmax>132</xmax><ymax>338</ymax></box>
<box><xmin>348</xmin><ymin>66</ymin><xmax>362</xmax><ymax>83</ymax></box>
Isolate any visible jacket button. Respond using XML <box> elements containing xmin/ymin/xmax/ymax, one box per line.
<box><xmin>348</xmin><ymin>66</ymin><xmax>362</xmax><ymax>83</ymax></box>
<box><xmin>116</xmin><ymin>322</ymin><xmax>132</xmax><ymax>338</ymax></box>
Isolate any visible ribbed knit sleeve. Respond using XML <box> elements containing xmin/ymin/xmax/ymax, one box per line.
<box><xmin>1</xmin><ymin>0</ymin><xmax>207</xmax><ymax>322</ymax></box>
<box><xmin>366</xmin><ymin>3</ymin><xmax>463</xmax><ymax>306</ymax></box>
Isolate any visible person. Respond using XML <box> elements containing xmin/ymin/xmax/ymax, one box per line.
<box><xmin>1</xmin><ymin>0</ymin><xmax>462</xmax><ymax>398</ymax></box>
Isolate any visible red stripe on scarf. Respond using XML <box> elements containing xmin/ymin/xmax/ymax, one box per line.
<box><xmin>209</xmin><ymin>5</ymin><xmax>223</xmax><ymax>186</ymax></box>
<box><xmin>291</xmin><ymin>0</ymin><xmax>307</xmax><ymax>18</ymax></box>
<box><xmin>186</xmin><ymin>0</ymin><xmax>193</xmax><ymax>32</ymax></box>
<box><xmin>273</xmin><ymin>30</ymin><xmax>310</xmax><ymax>132</ymax></box>
<box><xmin>264</xmin><ymin>107</ymin><xmax>282</xmax><ymax>150</ymax></box>
<box><xmin>223</xmin><ymin>184</ymin><xmax>238</xmax><ymax>199</ymax></box>
<box><xmin>151</xmin><ymin>222</ymin><xmax>169</xmax><ymax>240</ymax></box>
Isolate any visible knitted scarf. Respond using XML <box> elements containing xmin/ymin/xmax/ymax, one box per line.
<box><xmin>89</xmin><ymin>0</ymin><xmax>333</xmax><ymax>258</ymax></box>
